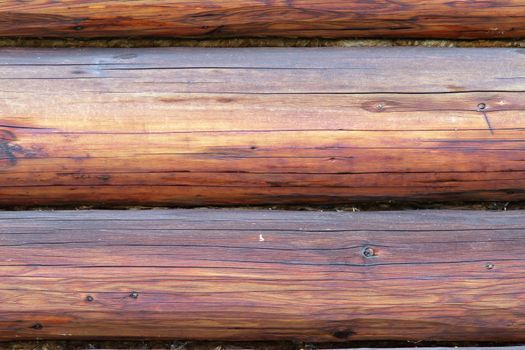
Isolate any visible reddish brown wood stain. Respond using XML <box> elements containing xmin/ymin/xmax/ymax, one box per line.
<box><xmin>1</xmin><ymin>0</ymin><xmax>525</xmax><ymax>38</ymax></box>
<box><xmin>1</xmin><ymin>47</ymin><xmax>525</xmax><ymax>207</ymax></box>
<box><xmin>0</xmin><ymin>209</ymin><xmax>524</xmax><ymax>341</ymax></box>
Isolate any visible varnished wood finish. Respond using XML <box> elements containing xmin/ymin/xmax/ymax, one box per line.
<box><xmin>1</xmin><ymin>209</ymin><xmax>525</xmax><ymax>341</ymax></box>
<box><xmin>1</xmin><ymin>0</ymin><xmax>525</xmax><ymax>39</ymax></box>
<box><xmin>2</xmin><ymin>47</ymin><xmax>525</xmax><ymax>207</ymax></box>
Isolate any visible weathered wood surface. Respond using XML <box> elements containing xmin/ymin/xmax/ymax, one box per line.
<box><xmin>1</xmin><ymin>47</ymin><xmax>525</xmax><ymax>207</ymax></box>
<box><xmin>1</xmin><ymin>209</ymin><xmax>525</xmax><ymax>341</ymax></box>
<box><xmin>1</xmin><ymin>0</ymin><xmax>525</xmax><ymax>39</ymax></box>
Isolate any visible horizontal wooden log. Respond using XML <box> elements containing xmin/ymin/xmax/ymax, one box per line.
<box><xmin>1</xmin><ymin>47</ymin><xmax>525</xmax><ymax>207</ymax></box>
<box><xmin>1</xmin><ymin>0</ymin><xmax>525</xmax><ymax>39</ymax></box>
<box><xmin>1</xmin><ymin>209</ymin><xmax>525</xmax><ymax>341</ymax></box>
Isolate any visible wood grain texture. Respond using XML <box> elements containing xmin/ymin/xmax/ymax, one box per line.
<box><xmin>1</xmin><ymin>209</ymin><xmax>525</xmax><ymax>341</ymax></box>
<box><xmin>1</xmin><ymin>0</ymin><xmax>525</xmax><ymax>39</ymax></box>
<box><xmin>2</xmin><ymin>47</ymin><xmax>525</xmax><ymax>207</ymax></box>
